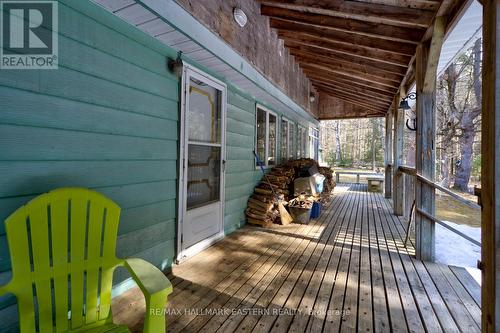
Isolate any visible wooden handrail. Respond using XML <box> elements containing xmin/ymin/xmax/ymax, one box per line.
<box><xmin>416</xmin><ymin>174</ymin><xmax>481</xmax><ymax>210</ymax></box>
<box><xmin>397</xmin><ymin>166</ymin><xmax>480</xmax><ymax>210</ymax></box>
<box><xmin>416</xmin><ymin>208</ymin><xmax>481</xmax><ymax>247</ymax></box>
<box><xmin>398</xmin><ymin>165</ymin><xmax>416</xmax><ymax>176</ymax></box>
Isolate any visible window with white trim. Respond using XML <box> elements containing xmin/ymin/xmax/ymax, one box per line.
<box><xmin>309</xmin><ymin>127</ymin><xmax>319</xmax><ymax>161</ymax></box>
<box><xmin>281</xmin><ymin>118</ymin><xmax>290</xmax><ymax>162</ymax></box>
<box><xmin>297</xmin><ymin>125</ymin><xmax>307</xmax><ymax>158</ymax></box>
<box><xmin>288</xmin><ymin>123</ymin><xmax>295</xmax><ymax>160</ymax></box>
<box><xmin>255</xmin><ymin>105</ymin><xmax>278</xmax><ymax>167</ymax></box>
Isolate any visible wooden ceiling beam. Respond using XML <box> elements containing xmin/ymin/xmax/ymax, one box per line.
<box><xmin>259</xmin><ymin>0</ymin><xmax>435</xmax><ymax>28</ymax></box>
<box><xmin>271</xmin><ymin>18</ymin><xmax>417</xmax><ymax>56</ymax></box>
<box><xmin>318</xmin><ymin>87</ymin><xmax>390</xmax><ymax>109</ymax></box>
<box><xmin>290</xmin><ymin>50</ymin><xmax>405</xmax><ymax>82</ymax></box>
<box><xmin>303</xmin><ymin>69</ymin><xmax>399</xmax><ymax>94</ymax></box>
<box><xmin>311</xmin><ymin>80</ymin><xmax>395</xmax><ymax>101</ymax></box>
<box><xmin>317</xmin><ymin>94</ymin><xmax>387</xmax><ymax>114</ymax></box>
<box><xmin>300</xmin><ymin>62</ymin><xmax>400</xmax><ymax>89</ymax></box>
<box><xmin>307</xmin><ymin>74</ymin><xmax>397</xmax><ymax>97</ymax></box>
<box><xmin>352</xmin><ymin>0</ymin><xmax>441</xmax><ymax>11</ymax></box>
<box><xmin>278</xmin><ymin>31</ymin><xmax>411</xmax><ymax>67</ymax></box>
<box><xmin>261</xmin><ymin>5</ymin><xmax>425</xmax><ymax>43</ymax></box>
<box><xmin>285</xmin><ymin>41</ymin><xmax>408</xmax><ymax>73</ymax></box>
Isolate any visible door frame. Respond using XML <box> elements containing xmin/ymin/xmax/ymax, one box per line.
<box><xmin>176</xmin><ymin>63</ymin><xmax>227</xmax><ymax>263</ymax></box>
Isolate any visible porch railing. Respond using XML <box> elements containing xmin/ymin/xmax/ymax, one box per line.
<box><xmin>398</xmin><ymin>166</ymin><xmax>481</xmax><ymax>247</ymax></box>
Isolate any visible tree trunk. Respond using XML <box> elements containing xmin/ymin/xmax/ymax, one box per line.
<box><xmin>335</xmin><ymin>121</ymin><xmax>342</xmax><ymax>161</ymax></box>
<box><xmin>453</xmin><ymin>115</ymin><xmax>475</xmax><ymax>191</ymax></box>
<box><xmin>452</xmin><ymin>38</ymin><xmax>482</xmax><ymax>192</ymax></box>
<box><xmin>371</xmin><ymin>120</ymin><xmax>376</xmax><ymax>170</ymax></box>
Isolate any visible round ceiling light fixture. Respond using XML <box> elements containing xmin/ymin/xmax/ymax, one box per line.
<box><xmin>233</xmin><ymin>8</ymin><xmax>248</xmax><ymax>27</ymax></box>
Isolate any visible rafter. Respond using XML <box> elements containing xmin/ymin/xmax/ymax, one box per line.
<box><xmin>299</xmin><ymin>62</ymin><xmax>400</xmax><ymax>89</ymax></box>
<box><xmin>303</xmin><ymin>69</ymin><xmax>399</xmax><ymax>94</ymax></box>
<box><xmin>311</xmin><ymin>80</ymin><xmax>394</xmax><ymax>101</ymax></box>
<box><xmin>318</xmin><ymin>87</ymin><xmax>390</xmax><ymax>110</ymax></box>
<box><xmin>278</xmin><ymin>31</ymin><xmax>412</xmax><ymax>67</ymax></box>
<box><xmin>285</xmin><ymin>41</ymin><xmax>408</xmax><ymax>74</ymax></box>
<box><xmin>261</xmin><ymin>5</ymin><xmax>425</xmax><ymax>43</ymax></box>
<box><xmin>290</xmin><ymin>50</ymin><xmax>405</xmax><ymax>81</ymax></box>
<box><xmin>259</xmin><ymin>0</ymin><xmax>435</xmax><ymax>28</ymax></box>
<box><xmin>307</xmin><ymin>74</ymin><xmax>397</xmax><ymax>97</ymax></box>
<box><xmin>271</xmin><ymin>18</ymin><xmax>417</xmax><ymax>56</ymax></box>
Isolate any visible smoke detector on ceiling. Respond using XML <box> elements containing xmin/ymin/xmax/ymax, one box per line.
<box><xmin>233</xmin><ymin>8</ymin><xmax>248</xmax><ymax>27</ymax></box>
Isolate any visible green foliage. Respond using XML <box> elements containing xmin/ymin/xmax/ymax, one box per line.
<box><xmin>338</xmin><ymin>158</ymin><xmax>353</xmax><ymax>168</ymax></box>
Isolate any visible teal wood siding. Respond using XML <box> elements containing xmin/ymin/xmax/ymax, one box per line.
<box><xmin>0</xmin><ymin>1</ymin><xmax>179</xmax><ymax>330</ymax></box>
<box><xmin>224</xmin><ymin>90</ymin><xmax>261</xmax><ymax>234</ymax></box>
<box><xmin>0</xmin><ymin>1</ymin><xmax>316</xmax><ymax>330</ymax></box>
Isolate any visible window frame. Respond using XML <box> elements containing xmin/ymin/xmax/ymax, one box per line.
<box><xmin>255</xmin><ymin>104</ymin><xmax>278</xmax><ymax>168</ymax></box>
<box><xmin>288</xmin><ymin>122</ymin><xmax>296</xmax><ymax>160</ymax></box>
<box><xmin>281</xmin><ymin>117</ymin><xmax>291</xmax><ymax>163</ymax></box>
<box><xmin>309</xmin><ymin>126</ymin><xmax>320</xmax><ymax>161</ymax></box>
<box><xmin>297</xmin><ymin>125</ymin><xmax>307</xmax><ymax>158</ymax></box>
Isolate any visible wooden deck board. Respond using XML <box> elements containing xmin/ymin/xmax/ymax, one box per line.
<box><xmin>112</xmin><ymin>184</ymin><xmax>482</xmax><ymax>332</ymax></box>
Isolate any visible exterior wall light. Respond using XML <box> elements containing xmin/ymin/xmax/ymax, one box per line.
<box><xmin>309</xmin><ymin>92</ymin><xmax>316</xmax><ymax>103</ymax></box>
<box><xmin>399</xmin><ymin>92</ymin><xmax>417</xmax><ymax>131</ymax></box>
<box><xmin>167</xmin><ymin>51</ymin><xmax>183</xmax><ymax>78</ymax></box>
<box><xmin>233</xmin><ymin>8</ymin><xmax>248</xmax><ymax>27</ymax></box>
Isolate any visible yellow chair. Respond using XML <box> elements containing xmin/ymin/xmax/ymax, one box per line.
<box><xmin>0</xmin><ymin>188</ymin><xmax>173</xmax><ymax>332</ymax></box>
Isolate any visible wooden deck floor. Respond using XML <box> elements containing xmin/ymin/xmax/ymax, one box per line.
<box><xmin>113</xmin><ymin>184</ymin><xmax>481</xmax><ymax>332</ymax></box>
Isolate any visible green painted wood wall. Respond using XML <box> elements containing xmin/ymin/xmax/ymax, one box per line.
<box><xmin>0</xmin><ymin>1</ymin><xmax>181</xmax><ymax>330</ymax></box>
<box><xmin>0</xmin><ymin>0</ymin><xmax>314</xmax><ymax>330</ymax></box>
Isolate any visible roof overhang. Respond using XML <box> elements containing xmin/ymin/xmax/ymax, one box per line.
<box><xmin>90</xmin><ymin>0</ymin><xmax>319</xmax><ymax>125</ymax></box>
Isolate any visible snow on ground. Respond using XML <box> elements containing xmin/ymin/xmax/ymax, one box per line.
<box><xmin>435</xmin><ymin>221</ymin><xmax>482</xmax><ymax>285</ymax></box>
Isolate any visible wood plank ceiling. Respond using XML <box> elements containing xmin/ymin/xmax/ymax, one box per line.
<box><xmin>257</xmin><ymin>0</ymin><xmax>461</xmax><ymax>118</ymax></box>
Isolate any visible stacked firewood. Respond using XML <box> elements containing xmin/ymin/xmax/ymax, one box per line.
<box><xmin>245</xmin><ymin>165</ymin><xmax>294</xmax><ymax>226</ymax></box>
<box><xmin>319</xmin><ymin>166</ymin><xmax>336</xmax><ymax>193</ymax></box>
<box><xmin>288</xmin><ymin>158</ymin><xmax>319</xmax><ymax>170</ymax></box>
<box><xmin>289</xmin><ymin>196</ymin><xmax>314</xmax><ymax>209</ymax></box>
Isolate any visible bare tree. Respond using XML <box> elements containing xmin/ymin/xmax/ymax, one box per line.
<box><xmin>436</xmin><ymin>37</ymin><xmax>482</xmax><ymax>191</ymax></box>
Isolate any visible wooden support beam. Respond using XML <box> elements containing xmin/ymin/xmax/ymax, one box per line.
<box><xmin>259</xmin><ymin>0</ymin><xmax>435</xmax><ymax>28</ymax></box>
<box><xmin>304</xmin><ymin>70</ymin><xmax>399</xmax><ymax>95</ymax></box>
<box><xmin>271</xmin><ymin>18</ymin><xmax>417</xmax><ymax>56</ymax></box>
<box><xmin>352</xmin><ymin>0</ymin><xmax>442</xmax><ymax>11</ymax></box>
<box><xmin>392</xmin><ymin>97</ymin><xmax>405</xmax><ymax>216</ymax></box>
<box><xmin>310</xmin><ymin>79</ymin><xmax>395</xmax><ymax>100</ymax></box>
<box><xmin>414</xmin><ymin>17</ymin><xmax>445</xmax><ymax>262</ymax></box>
<box><xmin>285</xmin><ymin>41</ymin><xmax>408</xmax><ymax>73</ymax></box>
<box><xmin>261</xmin><ymin>5</ymin><xmax>425</xmax><ymax>43</ymax></box>
<box><xmin>300</xmin><ymin>63</ymin><xmax>400</xmax><ymax>89</ymax></box>
<box><xmin>481</xmin><ymin>1</ymin><xmax>500</xmax><ymax>331</ymax></box>
<box><xmin>278</xmin><ymin>31</ymin><xmax>412</xmax><ymax>67</ymax></box>
<box><xmin>316</xmin><ymin>86</ymin><xmax>390</xmax><ymax>109</ymax></box>
<box><xmin>385</xmin><ymin>111</ymin><xmax>393</xmax><ymax>198</ymax></box>
<box><xmin>290</xmin><ymin>50</ymin><xmax>405</xmax><ymax>81</ymax></box>
<box><xmin>317</xmin><ymin>89</ymin><xmax>388</xmax><ymax>112</ymax></box>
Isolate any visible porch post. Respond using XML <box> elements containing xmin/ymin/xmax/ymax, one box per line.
<box><xmin>414</xmin><ymin>17</ymin><xmax>445</xmax><ymax>261</ymax></box>
<box><xmin>393</xmin><ymin>98</ymin><xmax>404</xmax><ymax>215</ymax></box>
<box><xmin>481</xmin><ymin>2</ymin><xmax>500</xmax><ymax>331</ymax></box>
<box><xmin>385</xmin><ymin>111</ymin><xmax>393</xmax><ymax>198</ymax></box>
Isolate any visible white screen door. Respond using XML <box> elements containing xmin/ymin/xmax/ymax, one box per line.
<box><xmin>178</xmin><ymin>66</ymin><xmax>226</xmax><ymax>260</ymax></box>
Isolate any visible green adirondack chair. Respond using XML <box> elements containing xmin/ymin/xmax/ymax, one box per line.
<box><xmin>0</xmin><ymin>188</ymin><xmax>173</xmax><ymax>333</ymax></box>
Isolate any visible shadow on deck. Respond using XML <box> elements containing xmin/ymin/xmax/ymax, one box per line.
<box><xmin>113</xmin><ymin>184</ymin><xmax>481</xmax><ymax>333</ymax></box>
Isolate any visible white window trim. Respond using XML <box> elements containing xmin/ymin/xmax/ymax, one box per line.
<box><xmin>309</xmin><ymin>126</ymin><xmax>319</xmax><ymax>160</ymax></box>
<box><xmin>297</xmin><ymin>124</ymin><xmax>307</xmax><ymax>158</ymax></box>
<box><xmin>281</xmin><ymin>117</ymin><xmax>291</xmax><ymax>163</ymax></box>
<box><xmin>255</xmin><ymin>104</ymin><xmax>278</xmax><ymax>168</ymax></box>
<box><xmin>289</xmin><ymin>121</ymin><xmax>296</xmax><ymax>160</ymax></box>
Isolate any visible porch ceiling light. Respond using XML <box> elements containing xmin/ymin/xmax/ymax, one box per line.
<box><xmin>233</xmin><ymin>8</ymin><xmax>248</xmax><ymax>27</ymax></box>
